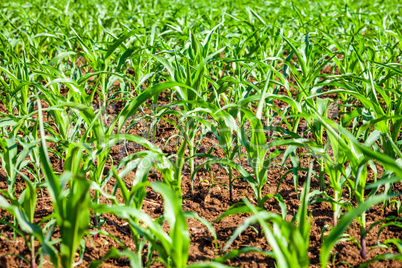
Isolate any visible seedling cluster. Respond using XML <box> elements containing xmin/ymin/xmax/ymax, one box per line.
<box><xmin>0</xmin><ymin>0</ymin><xmax>402</xmax><ymax>267</ymax></box>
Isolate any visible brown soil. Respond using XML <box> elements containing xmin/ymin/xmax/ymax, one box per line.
<box><xmin>0</xmin><ymin>94</ymin><xmax>402</xmax><ymax>268</ymax></box>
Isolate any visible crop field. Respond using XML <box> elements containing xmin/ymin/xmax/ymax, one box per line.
<box><xmin>1</xmin><ymin>0</ymin><xmax>402</xmax><ymax>267</ymax></box>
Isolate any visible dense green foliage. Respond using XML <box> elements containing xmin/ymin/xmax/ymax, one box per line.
<box><xmin>1</xmin><ymin>0</ymin><xmax>402</xmax><ymax>267</ymax></box>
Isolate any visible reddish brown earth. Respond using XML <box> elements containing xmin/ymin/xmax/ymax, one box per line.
<box><xmin>0</xmin><ymin>93</ymin><xmax>401</xmax><ymax>268</ymax></box>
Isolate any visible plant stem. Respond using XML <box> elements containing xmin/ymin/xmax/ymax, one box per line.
<box><xmin>319</xmin><ymin>158</ymin><xmax>325</xmax><ymax>191</ymax></box>
<box><xmin>257</xmin><ymin>187</ymin><xmax>262</xmax><ymax>207</ymax></box>
<box><xmin>94</xmin><ymin>191</ymin><xmax>100</xmax><ymax>241</ymax></box>
<box><xmin>333</xmin><ymin>190</ymin><xmax>340</xmax><ymax>227</ymax></box>
<box><xmin>31</xmin><ymin>236</ymin><xmax>35</xmax><ymax>268</ymax></box>
<box><xmin>189</xmin><ymin>144</ymin><xmax>195</xmax><ymax>177</ymax></box>
<box><xmin>58</xmin><ymin>147</ymin><xmax>64</xmax><ymax>170</ymax></box>
<box><xmin>292</xmin><ymin>117</ymin><xmax>301</xmax><ymax>134</ymax></box>
<box><xmin>361</xmin><ymin>236</ymin><xmax>366</xmax><ymax>259</ymax></box>
<box><xmin>228</xmin><ymin>168</ymin><xmax>233</xmax><ymax>202</ymax></box>
<box><xmin>360</xmin><ymin>212</ymin><xmax>367</xmax><ymax>259</ymax></box>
